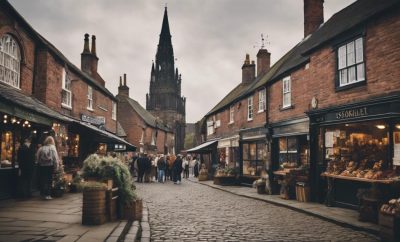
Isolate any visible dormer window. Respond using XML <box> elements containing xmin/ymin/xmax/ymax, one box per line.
<box><xmin>337</xmin><ymin>37</ymin><xmax>365</xmax><ymax>88</ymax></box>
<box><xmin>0</xmin><ymin>35</ymin><xmax>21</xmax><ymax>88</ymax></box>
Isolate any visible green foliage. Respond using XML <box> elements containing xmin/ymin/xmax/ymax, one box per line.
<box><xmin>82</xmin><ymin>154</ymin><xmax>137</xmax><ymax>205</ymax></box>
<box><xmin>53</xmin><ymin>164</ymin><xmax>67</xmax><ymax>190</ymax></box>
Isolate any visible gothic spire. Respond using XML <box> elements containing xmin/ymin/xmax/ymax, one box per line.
<box><xmin>159</xmin><ymin>7</ymin><xmax>171</xmax><ymax>46</ymax></box>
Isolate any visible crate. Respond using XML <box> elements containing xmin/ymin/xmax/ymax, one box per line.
<box><xmin>379</xmin><ymin>212</ymin><xmax>400</xmax><ymax>242</ymax></box>
<box><xmin>295</xmin><ymin>182</ymin><xmax>310</xmax><ymax>202</ymax></box>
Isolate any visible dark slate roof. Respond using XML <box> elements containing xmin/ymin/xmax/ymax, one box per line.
<box><xmin>206</xmin><ymin>0</ymin><xmax>399</xmax><ymax>117</ymax></box>
<box><xmin>125</xmin><ymin>97</ymin><xmax>171</xmax><ymax>132</ymax></box>
<box><xmin>2</xmin><ymin>0</ymin><xmax>116</xmax><ymax>101</ymax></box>
<box><xmin>0</xmin><ymin>82</ymin><xmax>71</xmax><ymax>122</ymax></box>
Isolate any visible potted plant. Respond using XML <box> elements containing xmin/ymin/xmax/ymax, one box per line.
<box><xmin>82</xmin><ymin>181</ymin><xmax>107</xmax><ymax>225</ymax></box>
<box><xmin>52</xmin><ymin>164</ymin><xmax>67</xmax><ymax>197</ymax></box>
<box><xmin>213</xmin><ymin>167</ymin><xmax>238</xmax><ymax>186</ymax></box>
<box><xmin>255</xmin><ymin>178</ymin><xmax>267</xmax><ymax>194</ymax></box>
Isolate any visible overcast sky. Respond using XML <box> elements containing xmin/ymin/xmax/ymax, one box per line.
<box><xmin>9</xmin><ymin>0</ymin><xmax>356</xmax><ymax>123</ymax></box>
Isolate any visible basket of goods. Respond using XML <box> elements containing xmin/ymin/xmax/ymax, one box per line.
<box><xmin>198</xmin><ymin>164</ymin><xmax>208</xmax><ymax>181</ymax></box>
<box><xmin>379</xmin><ymin>198</ymin><xmax>400</xmax><ymax>242</ymax></box>
<box><xmin>282</xmin><ymin>162</ymin><xmax>297</xmax><ymax>169</ymax></box>
<box><xmin>340</xmin><ymin>161</ymin><xmax>358</xmax><ymax>177</ymax></box>
<box><xmin>333</xmin><ymin>160</ymin><xmax>346</xmax><ymax>175</ymax></box>
<box><xmin>326</xmin><ymin>161</ymin><xmax>335</xmax><ymax>174</ymax></box>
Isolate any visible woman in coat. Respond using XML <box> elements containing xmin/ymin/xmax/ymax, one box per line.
<box><xmin>36</xmin><ymin>136</ymin><xmax>59</xmax><ymax>200</ymax></box>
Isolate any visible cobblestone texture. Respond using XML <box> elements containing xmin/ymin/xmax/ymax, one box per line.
<box><xmin>136</xmin><ymin>179</ymin><xmax>379</xmax><ymax>242</ymax></box>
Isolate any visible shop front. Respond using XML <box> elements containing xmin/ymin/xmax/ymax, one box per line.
<box><xmin>217</xmin><ymin>135</ymin><xmax>239</xmax><ymax>169</ymax></box>
<box><xmin>269</xmin><ymin>118</ymin><xmax>310</xmax><ymax>198</ymax></box>
<box><xmin>239</xmin><ymin>127</ymin><xmax>268</xmax><ymax>185</ymax></box>
<box><xmin>186</xmin><ymin>139</ymin><xmax>219</xmax><ymax>178</ymax></box>
<box><xmin>308</xmin><ymin>95</ymin><xmax>400</xmax><ymax>211</ymax></box>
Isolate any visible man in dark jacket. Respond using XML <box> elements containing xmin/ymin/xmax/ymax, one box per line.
<box><xmin>136</xmin><ymin>153</ymin><xmax>146</xmax><ymax>183</ymax></box>
<box><xmin>17</xmin><ymin>136</ymin><xmax>35</xmax><ymax>198</ymax></box>
<box><xmin>157</xmin><ymin>155</ymin><xmax>166</xmax><ymax>183</ymax></box>
<box><xmin>173</xmin><ymin>154</ymin><xmax>183</xmax><ymax>184</ymax></box>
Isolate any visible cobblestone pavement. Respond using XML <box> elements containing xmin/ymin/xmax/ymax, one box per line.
<box><xmin>136</xmin><ymin>179</ymin><xmax>379</xmax><ymax>242</ymax></box>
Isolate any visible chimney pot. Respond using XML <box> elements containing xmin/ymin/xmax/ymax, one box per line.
<box><xmin>242</xmin><ymin>54</ymin><xmax>256</xmax><ymax>84</ymax></box>
<box><xmin>257</xmin><ymin>48</ymin><xmax>271</xmax><ymax>76</ymax></box>
<box><xmin>119</xmin><ymin>76</ymin><xmax>122</xmax><ymax>87</ymax></box>
<box><xmin>91</xmin><ymin>35</ymin><xmax>97</xmax><ymax>56</ymax></box>
<box><xmin>124</xmin><ymin>73</ymin><xmax>127</xmax><ymax>86</ymax></box>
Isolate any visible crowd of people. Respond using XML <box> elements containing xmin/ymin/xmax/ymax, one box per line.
<box><xmin>130</xmin><ymin>153</ymin><xmax>200</xmax><ymax>184</ymax></box>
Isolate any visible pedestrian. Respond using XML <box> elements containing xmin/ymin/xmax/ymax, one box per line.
<box><xmin>17</xmin><ymin>136</ymin><xmax>35</xmax><ymax>199</ymax></box>
<box><xmin>157</xmin><ymin>154</ymin><xmax>166</xmax><ymax>183</ymax></box>
<box><xmin>151</xmin><ymin>155</ymin><xmax>158</xmax><ymax>182</ymax></box>
<box><xmin>144</xmin><ymin>153</ymin><xmax>151</xmax><ymax>183</ymax></box>
<box><xmin>173</xmin><ymin>154</ymin><xmax>183</xmax><ymax>184</ymax></box>
<box><xmin>36</xmin><ymin>136</ymin><xmax>59</xmax><ymax>200</ymax></box>
<box><xmin>183</xmin><ymin>156</ymin><xmax>189</xmax><ymax>179</ymax></box>
<box><xmin>193</xmin><ymin>157</ymin><xmax>199</xmax><ymax>178</ymax></box>
<box><xmin>169</xmin><ymin>155</ymin><xmax>176</xmax><ymax>181</ymax></box>
<box><xmin>136</xmin><ymin>153</ymin><xmax>146</xmax><ymax>183</ymax></box>
<box><xmin>130</xmin><ymin>153</ymin><xmax>138</xmax><ymax>178</ymax></box>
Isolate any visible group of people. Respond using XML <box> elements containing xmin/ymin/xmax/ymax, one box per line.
<box><xmin>130</xmin><ymin>153</ymin><xmax>200</xmax><ymax>184</ymax></box>
<box><xmin>18</xmin><ymin>135</ymin><xmax>60</xmax><ymax>200</ymax></box>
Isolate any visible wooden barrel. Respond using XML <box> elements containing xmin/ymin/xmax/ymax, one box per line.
<box><xmin>134</xmin><ymin>199</ymin><xmax>143</xmax><ymax>221</ymax></box>
<box><xmin>82</xmin><ymin>190</ymin><xmax>106</xmax><ymax>225</ymax></box>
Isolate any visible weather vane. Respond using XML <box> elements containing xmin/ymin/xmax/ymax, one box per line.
<box><xmin>254</xmin><ymin>33</ymin><xmax>270</xmax><ymax>49</ymax></box>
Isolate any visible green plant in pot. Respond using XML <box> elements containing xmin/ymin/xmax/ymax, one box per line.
<box><xmin>52</xmin><ymin>164</ymin><xmax>67</xmax><ymax>197</ymax></box>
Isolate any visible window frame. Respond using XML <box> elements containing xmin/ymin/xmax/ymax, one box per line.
<box><xmin>229</xmin><ymin>105</ymin><xmax>234</xmax><ymax>124</ymax></box>
<box><xmin>61</xmin><ymin>68</ymin><xmax>72</xmax><ymax>109</ymax></box>
<box><xmin>87</xmin><ymin>86</ymin><xmax>93</xmax><ymax>111</ymax></box>
<box><xmin>336</xmin><ymin>36</ymin><xmax>366</xmax><ymax>90</ymax></box>
<box><xmin>282</xmin><ymin>76</ymin><xmax>291</xmax><ymax>108</ymax></box>
<box><xmin>0</xmin><ymin>34</ymin><xmax>21</xmax><ymax>89</ymax></box>
<box><xmin>258</xmin><ymin>88</ymin><xmax>266</xmax><ymax>113</ymax></box>
<box><xmin>247</xmin><ymin>96</ymin><xmax>254</xmax><ymax>121</ymax></box>
<box><xmin>112</xmin><ymin>101</ymin><xmax>117</xmax><ymax>120</ymax></box>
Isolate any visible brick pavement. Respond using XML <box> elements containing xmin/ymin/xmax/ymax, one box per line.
<box><xmin>136</xmin><ymin>179</ymin><xmax>379</xmax><ymax>241</ymax></box>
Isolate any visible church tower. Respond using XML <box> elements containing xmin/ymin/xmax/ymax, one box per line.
<box><xmin>146</xmin><ymin>7</ymin><xmax>186</xmax><ymax>154</ymax></box>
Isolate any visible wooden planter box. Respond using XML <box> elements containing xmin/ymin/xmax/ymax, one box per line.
<box><xmin>198</xmin><ymin>173</ymin><xmax>208</xmax><ymax>181</ymax></box>
<box><xmin>123</xmin><ymin>199</ymin><xmax>143</xmax><ymax>221</ymax></box>
<box><xmin>379</xmin><ymin>212</ymin><xmax>400</xmax><ymax>242</ymax></box>
<box><xmin>82</xmin><ymin>190</ymin><xmax>106</xmax><ymax>225</ymax></box>
<box><xmin>213</xmin><ymin>176</ymin><xmax>236</xmax><ymax>186</ymax></box>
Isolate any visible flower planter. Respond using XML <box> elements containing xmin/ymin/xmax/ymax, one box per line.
<box><xmin>213</xmin><ymin>176</ymin><xmax>237</xmax><ymax>186</ymax></box>
<box><xmin>198</xmin><ymin>173</ymin><xmax>208</xmax><ymax>181</ymax></box>
<box><xmin>123</xmin><ymin>199</ymin><xmax>143</xmax><ymax>221</ymax></box>
<box><xmin>82</xmin><ymin>189</ymin><xmax>106</xmax><ymax>225</ymax></box>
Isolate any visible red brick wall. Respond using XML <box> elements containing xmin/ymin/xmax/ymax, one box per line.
<box><xmin>117</xmin><ymin>98</ymin><xmax>146</xmax><ymax>148</ymax></box>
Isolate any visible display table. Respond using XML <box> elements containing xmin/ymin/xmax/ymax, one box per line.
<box><xmin>273</xmin><ymin>169</ymin><xmax>300</xmax><ymax>199</ymax></box>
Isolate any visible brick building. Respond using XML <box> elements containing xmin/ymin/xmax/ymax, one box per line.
<box><xmin>0</xmin><ymin>0</ymin><xmax>133</xmax><ymax>198</ymax></box>
<box><xmin>146</xmin><ymin>7</ymin><xmax>186</xmax><ymax>154</ymax></box>
<box><xmin>117</xmin><ymin>74</ymin><xmax>174</xmax><ymax>155</ymax></box>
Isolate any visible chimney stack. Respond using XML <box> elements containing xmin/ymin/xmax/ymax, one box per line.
<box><xmin>117</xmin><ymin>74</ymin><xmax>130</xmax><ymax>98</ymax></box>
<box><xmin>242</xmin><ymin>54</ymin><xmax>256</xmax><ymax>84</ymax></box>
<box><xmin>304</xmin><ymin>0</ymin><xmax>324</xmax><ymax>37</ymax></box>
<box><xmin>91</xmin><ymin>35</ymin><xmax>97</xmax><ymax>56</ymax></box>
<box><xmin>81</xmin><ymin>33</ymin><xmax>92</xmax><ymax>74</ymax></box>
<box><xmin>257</xmin><ymin>48</ymin><xmax>271</xmax><ymax>76</ymax></box>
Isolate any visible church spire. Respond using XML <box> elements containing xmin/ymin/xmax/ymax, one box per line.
<box><xmin>159</xmin><ymin>7</ymin><xmax>171</xmax><ymax>45</ymax></box>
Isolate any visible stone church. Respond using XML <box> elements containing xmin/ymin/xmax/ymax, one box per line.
<box><xmin>146</xmin><ymin>7</ymin><xmax>186</xmax><ymax>154</ymax></box>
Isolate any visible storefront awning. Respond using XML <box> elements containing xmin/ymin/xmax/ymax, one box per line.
<box><xmin>71</xmin><ymin>120</ymin><xmax>136</xmax><ymax>151</ymax></box>
<box><xmin>186</xmin><ymin>139</ymin><xmax>219</xmax><ymax>153</ymax></box>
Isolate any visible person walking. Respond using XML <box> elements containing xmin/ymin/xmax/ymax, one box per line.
<box><xmin>136</xmin><ymin>153</ymin><xmax>146</xmax><ymax>183</ymax></box>
<box><xmin>151</xmin><ymin>155</ymin><xmax>158</xmax><ymax>182</ymax></box>
<box><xmin>144</xmin><ymin>154</ymin><xmax>151</xmax><ymax>183</ymax></box>
<box><xmin>193</xmin><ymin>156</ymin><xmax>199</xmax><ymax>178</ymax></box>
<box><xmin>36</xmin><ymin>136</ymin><xmax>59</xmax><ymax>200</ymax></box>
<box><xmin>173</xmin><ymin>154</ymin><xmax>183</xmax><ymax>184</ymax></box>
<box><xmin>17</xmin><ymin>136</ymin><xmax>35</xmax><ymax>198</ymax></box>
<box><xmin>157</xmin><ymin>155</ymin><xmax>166</xmax><ymax>183</ymax></box>
<box><xmin>183</xmin><ymin>156</ymin><xmax>189</xmax><ymax>179</ymax></box>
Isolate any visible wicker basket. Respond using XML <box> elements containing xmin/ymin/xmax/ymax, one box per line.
<box><xmin>198</xmin><ymin>173</ymin><xmax>208</xmax><ymax>181</ymax></box>
<box><xmin>124</xmin><ymin>199</ymin><xmax>143</xmax><ymax>221</ymax></box>
<box><xmin>82</xmin><ymin>190</ymin><xmax>106</xmax><ymax>225</ymax></box>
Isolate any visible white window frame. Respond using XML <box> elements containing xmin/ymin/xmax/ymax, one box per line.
<box><xmin>207</xmin><ymin>120</ymin><xmax>215</xmax><ymax>136</ymax></box>
<box><xmin>140</xmin><ymin>130</ymin><xmax>144</xmax><ymax>144</ymax></box>
<box><xmin>112</xmin><ymin>101</ymin><xmax>117</xmax><ymax>120</ymax></box>
<box><xmin>337</xmin><ymin>37</ymin><xmax>365</xmax><ymax>87</ymax></box>
<box><xmin>151</xmin><ymin>130</ymin><xmax>156</xmax><ymax>146</ymax></box>
<box><xmin>0</xmin><ymin>34</ymin><xmax>21</xmax><ymax>89</ymax></box>
<box><xmin>87</xmin><ymin>86</ymin><xmax>93</xmax><ymax>110</ymax></box>
<box><xmin>247</xmin><ymin>96</ymin><xmax>253</xmax><ymax>121</ymax></box>
<box><xmin>61</xmin><ymin>68</ymin><xmax>72</xmax><ymax>109</ymax></box>
<box><xmin>229</xmin><ymin>105</ymin><xmax>234</xmax><ymax>124</ymax></box>
<box><xmin>282</xmin><ymin>76</ymin><xmax>291</xmax><ymax>108</ymax></box>
<box><xmin>258</xmin><ymin>88</ymin><xmax>266</xmax><ymax>113</ymax></box>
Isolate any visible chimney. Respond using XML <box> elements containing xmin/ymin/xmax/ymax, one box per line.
<box><xmin>242</xmin><ymin>54</ymin><xmax>256</xmax><ymax>84</ymax></box>
<box><xmin>90</xmin><ymin>35</ymin><xmax>98</xmax><ymax>74</ymax></box>
<box><xmin>118</xmin><ymin>73</ymin><xmax>130</xmax><ymax>98</ymax></box>
<box><xmin>81</xmin><ymin>33</ymin><xmax>92</xmax><ymax>74</ymax></box>
<box><xmin>304</xmin><ymin>0</ymin><xmax>324</xmax><ymax>37</ymax></box>
<box><xmin>256</xmin><ymin>48</ymin><xmax>271</xmax><ymax>76</ymax></box>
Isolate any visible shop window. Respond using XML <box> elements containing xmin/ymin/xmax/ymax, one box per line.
<box><xmin>282</xmin><ymin>76</ymin><xmax>291</xmax><ymax>108</ymax></box>
<box><xmin>0</xmin><ymin>34</ymin><xmax>21</xmax><ymax>88</ymax></box>
<box><xmin>61</xmin><ymin>68</ymin><xmax>72</xmax><ymax>108</ymax></box>
<box><xmin>247</xmin><ymin>96</ymin><xmax>253</xmax><ymax>121</ymax></box>
<box><xmin>337</xmin><ymin>37</ymin><xmax>365</xmax><ymax>88</ymax></box>
<box><xmin>0</xmin><ymin>131</ymin><xmax>14</xmax><ymax>168</ymax></box>
<box><xmin>68</xmin><ymin>134</ymin><xmax>79</xmax><ymax>157</ymax></box>
<box><xmin>242</xmin><ymin>141</ymin><xmax>266</xmax><ymax>176</ymax></box>
<box><xmin>324</xmin><ymin>121</ymin><xmax>389</xmax><ymax>173</ymax></box>
<box><xmin>258</xmin><ymin>88</ymin><xmax>266</xmax><ymax>113</ymax></box>
<box><xmin>278</xmin><ymin>135</ymin><xmax>309</xmax><ymax>168</ymax></box>
<box><xmin>112</xmin><ymin>101</ymin><xmax>117</xmax><ymax>120</ymax></box>
<box><xmin>87</xmin><ymin>86</ymin><xmax>93</xmax><ymax>110</ymax></box>
<box><xmin>229</xmin><ymin>105</ymin><xmax>234</xmax><ymax>124</ymax></box>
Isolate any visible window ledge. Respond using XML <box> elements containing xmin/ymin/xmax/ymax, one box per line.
<box><xmin>228</xmin><ymin>121</ymin><xmax>234</xmax><ymax>125</ymax></box>
<box><xmin>280</xmin><ymin>105</ymin><xmax>294</xmax><ymax>111</ymax></box>
<box><xmin>257</xmin><ymin>109</ymin><xmax>265</xmax><ymax>114</ymax></box>
<box><xmin>87</xmin><ymin>107</ymin><xmax>94</xmax><ymax>112</ymax></box>
<box><xmin>61</xmin><ymin>103</ymin><xmax>72</xmax><ymax>110</ymax></box>
<box><xmin>247</xmin><ymin>118</ymin><xmax>253</xmax><ymax>122</ymax></box>
<box><xmin>336</xmin><ymin>80</ymin><xmax>366</xmax><ymax>92</ymax></box>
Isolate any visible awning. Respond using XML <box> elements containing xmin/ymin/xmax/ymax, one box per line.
<box><xmin>71</xmin><ymin>120</ymin><xmax>136</xmax><ymax>151</ymax></box>
<box><xmin>186</xmin><ymin>139</ymin><xmax>219</xmax><ymax>153</ymax></box>
<box><xmin>217</xmin><ymin>135</ymin><xmax>239</xmax><ymax>148</ymax></box>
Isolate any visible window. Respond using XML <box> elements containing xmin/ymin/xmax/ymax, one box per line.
<box><xmin>247</xmin><ymin>96</ymin><xmax>253</xmax><ymax>121</ymax></box>
<box><xmin>242</xmin><ymin>141</ymin><xmax>266</xmax><ymax>176</ymax></box>
<box><xmin>61</xmin><ymin>68</ymin><xmax>72</xmax><ymax>108</ymax></box>
<box><xmin>337</xmin><ymin>37</ymin><xmax>365</xmax><ymax>87</ymax></box>
<box><xmin>207</xmin><ymin>120</ymin><xmax>215</xmax><ymax>136</ymax></box>
<box><xmin>229</xmin><ymin>105</ymin><xmax>234</xmax><ymax>124</ymax></box>
<box><xmin>87</xmin><ymin>86</ymin><xmax>93</xmax><ymax>110</ymax></box>
<box><xmin>151</xmin><ymin>131</ymin><xmax>156</xmax><ymax>145</ymax></box>
<box><xmin>258</xmin><ymin>88</ymin><xmax>266</xmax><ymax>112</ymax></box>
<box><xmin>278</xmin><ymin>135</ymin><xmax>309</xmax><ymax>167</ymax></box>
<box><xmin>112</xmin><ymin>101</ymin><xmax>116</xmax><ymax>120</ymax></box>
<box><xmin>140</xmin><ymin>130</ymin><xmax>144</xmax><ymax>144</ymax></box>
<box><xmin>282</xmin><ymin>76</ymin><xmax>291</xmax><ymax>108</ymax></box>
<box><xmin>0</xmin><ymin>34</ymin><xmax>21</xmax><ymax>88</ymax></box>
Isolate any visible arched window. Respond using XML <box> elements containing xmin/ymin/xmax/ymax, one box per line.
<box><xmin>0</xmin><ymin>34</ymin><xmax>21</xmax><ymax>88</ymax></box>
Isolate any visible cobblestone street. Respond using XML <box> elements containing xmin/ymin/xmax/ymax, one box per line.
<box><xmin>136</xmin><ymin>179</ymin><xmax>379</xmax><ymax>242</ymax></box>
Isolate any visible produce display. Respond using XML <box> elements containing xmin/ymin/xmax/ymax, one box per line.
<box><xmin>324</xmin><ymin>159</ymin><xmax>398</xmax><ymax>180</ymax></box>
<box><xmin>380</xmin><ymin>198</ymin><xmax>400</xmax><ymax>216</ymax></box>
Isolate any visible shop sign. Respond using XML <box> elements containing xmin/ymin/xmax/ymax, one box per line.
<box><xmin>335</xmin><ymin>107</ymin><xmax>368</xmax><ymax>120</ymax></box>
<box><xmin>241</xmin><ymin>128</ymin><xmax>267</xmax><ymax>140</ymax></box>
<box><xmin>81</xmin><ymin>114</ymin><xmax>105</xmax><ymax>126</ymax></box>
